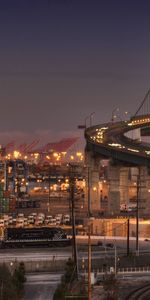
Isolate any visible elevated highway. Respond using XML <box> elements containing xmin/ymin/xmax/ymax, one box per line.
<box><xmin>85</xmin><ymin>114</ymin><xmax>150</xmax><ymax>167</ymax></box>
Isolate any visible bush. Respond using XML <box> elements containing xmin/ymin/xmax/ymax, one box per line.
<box><xmin>53</xmin><ymin>258</ymin><xmax>87</xmax><ymax>300</ymax></box>
<box><xmin>0</xmin><ymin>262</ymin><xmax>26</xmax><ymax>300</ymax></box>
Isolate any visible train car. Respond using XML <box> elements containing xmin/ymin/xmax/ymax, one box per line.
<box><xmin>0</xmin><ymin>227</ymin><xmax>71</xmax><ymax>248</ymax></box>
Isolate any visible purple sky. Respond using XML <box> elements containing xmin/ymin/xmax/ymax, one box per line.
<box><xmin>0</xmin><ymin>0</ymin><xmax>150</xmax><ymax>145</ymax></box>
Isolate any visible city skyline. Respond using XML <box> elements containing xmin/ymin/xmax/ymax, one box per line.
<box><xmin>0</xmin><ymin>0</ymin><xmax>150</xmax><ymax>144</ymax></box>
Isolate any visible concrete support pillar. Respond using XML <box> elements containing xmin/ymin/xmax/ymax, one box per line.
<box><xmin>140</xmin><ymin>166</ymin><xmax>150</xmax><ymax>216</ymax></box>
<box><xmin>130</xmin><ymin>166</ymin><xmax>149</xmax><ymax>216</ymax></box>
<box><xmin>107</xmin><ymin>165</ymin><xmax>120</xmax><ymax>215</ymax></box>
<box><xmin>85</xmin><ymin>151</ymin><xmax>100</xmax><ymax>215</ymax></box>
<box><xmin>120</xmin><ymin>167</ymin><xmax>130</xmax><ymax>207</ymax></box>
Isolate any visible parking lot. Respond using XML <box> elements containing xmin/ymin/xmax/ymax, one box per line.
<box><xmin>0</xmin><ymin>212</ymin><xmax>71</xmax><ymax>228</ymax></box>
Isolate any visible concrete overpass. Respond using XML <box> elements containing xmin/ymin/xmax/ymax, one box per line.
<box><xmin>84</xmin><ymin>114</ymin><xmax>150</xmax><ymax>216</ymax></box>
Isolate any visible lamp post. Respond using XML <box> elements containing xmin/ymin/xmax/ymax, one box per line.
<box><xmin>88</xmin><ymin>219</ymin><xmax>92</xmax><ymax>300</ymax></box>
<box><xmin>78</xmin><ymin>112</ymin><xmax>95</xmax><ymax>130</ymax></box>
<box><xmin>69</xmin><ymin>163</ymin><xmax>78</xmax><ymax>279</ymax></box>
<box><xmin>114</xmin><ymin>244</ymin><xmax>117</xmax><ymax>278</ymax></box>
<box><xmin>89</xmin><ymin>112</ymin><xmax>95</xmax><ymax>127</ymax></box>
<box><xmin>48</xmin><ymin>166</ymin><xmax>50</xmax><ymax>213</ymax></box>
<box><xmin>111</xmin><ymin>108</ymin><xmax>119</xmax><ymax>123</ymax></box>
<box><xmin>136</xmin><ymin>167</ymin><xmax>141</xmax><ymax>256</ymax></box>
<box><xmin>124</xmin><ymin>111</ymin><xmax>133</xmax><ymax>121</ymax></box>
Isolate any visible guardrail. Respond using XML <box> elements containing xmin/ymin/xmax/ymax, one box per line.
<box><xmin>81</xmin><ymin>266</ymin><xmax>150</xmax><ymax>276</ymax></box>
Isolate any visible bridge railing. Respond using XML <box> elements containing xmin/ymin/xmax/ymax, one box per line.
<box><xmin>81</xmin><ymin>266</ymin><xmax>150</xmax><ymax>277</ymax></box>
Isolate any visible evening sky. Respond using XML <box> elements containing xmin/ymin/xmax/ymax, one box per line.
<box><xmin>0</xmin><ymin>0</ymin><xmax>150</xmax><ymax>144</ymax></box>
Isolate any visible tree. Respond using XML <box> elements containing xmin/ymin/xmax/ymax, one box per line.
<box><xmin>0</xmin><ymin>264</ymin><xmax>17</xmax><ymax>300</ymax></box>
<box><xmin>53</xmin><ymin>258</ymin><xmax>87</xmax><ymax>300</ymax></box>
<box><xmin>102</xmin><ymin>274</ymin><xmax>119</xmax><ymax>300</ymax></box>
<box><xmin>12</xmin><ymin>262</ymin><xmax>26</xmax><ymax>296</ymax></box>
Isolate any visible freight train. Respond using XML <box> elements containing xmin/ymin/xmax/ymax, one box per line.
<box><xmin>0</xmin><ymin>227</ymin><xmax>71</xmax><ymax>248</ymax></box>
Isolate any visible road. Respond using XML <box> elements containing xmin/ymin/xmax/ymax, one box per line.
<box><xmin>0</xmin><ymin>237</ymin><xmax>150</xmax><ymax>263</ymax></box>
<box><xmin>0</xmin><ymin>247</ymin><xmax>72</xmax><ymax>263</ymax></box>
<box><xmin>23</xmin><ymin>273</ymin><xmax>62</xmax><ymax>300</ymax></box>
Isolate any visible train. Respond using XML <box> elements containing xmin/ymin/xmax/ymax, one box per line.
<box><xmin>0</xmin><ymin>227</ymin><xmax>72</xmax><ymax>248</ymax></box>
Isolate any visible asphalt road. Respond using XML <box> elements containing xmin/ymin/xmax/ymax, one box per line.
<box><xmin>0</xmin><ymin>247</ymin><xmax>72</xmax><ymax>263</ymax></box>
<box><xmin>23</xmin><ymin>273</ymin><xmax>62</xmax><ymax>300</ymax></box>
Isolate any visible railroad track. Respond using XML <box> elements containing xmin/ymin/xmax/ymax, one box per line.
<box><xmin>125</xmin><ymin>283</ymin><xmax>150</xmax><ymax>300</ymax></box>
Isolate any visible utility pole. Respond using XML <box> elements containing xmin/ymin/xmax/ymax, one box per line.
<box><xmin>136</xmin><ymin>167</ymin><xmax>141</xmax><ymax>256</ymax></box>
<box><xmin>87</xmin><ymin>166</ymin><xmax>91</xmax><ymax>216</ymax></box>
<box><xmin>114</xmin><ymin>244</ymin><xmax>117</xmax><ymax>278</ymax></box>
<box><xmin>88</xmin><ymin>220</ymin><xmax>92</xmax><ymax>300</ymax></box>
<box><xmin>87</xmin><ymin>158</ymin><xmax>92</xmax><ymax>300</ymax></box>
<box><xmin>69</xmin><ymin>163</ymin><xmax>78</xmax><ymax>279</ymax></box>
<box><xmin>127</xmin><ymin>218</ymin><xmax>130</xmax><ymax>256</ymax></box>
<box><xmin>48</xmin><ymin>164</ymin><xmax>51</xmax><ymax>213</ymax></box>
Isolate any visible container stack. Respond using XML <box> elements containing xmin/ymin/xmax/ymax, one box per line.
<box><xmin>9</xmin><ymin>195</ymin><xmax>16</xmax><ymax>213</ymax></box>
<box><xmin>0</xmin><ymin>189</ymin><xmax>10</xmax><ymax>214</ymax></box>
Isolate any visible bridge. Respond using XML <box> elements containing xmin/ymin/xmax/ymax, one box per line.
<box><xmin>84</xmin><ymin>89</ymin><xmax>150</xmax><ymax>216</ymax></box>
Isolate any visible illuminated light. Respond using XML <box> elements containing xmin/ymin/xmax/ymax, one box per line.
<box><xmin>8</xmin><ymin>167</ymin><xmax>12</xmax><ymax>174</ymax></box>
<box><xmin>93</xmin><ymin>186</ymin><xmax>97</xmax><ymax>191</ymax></box>
<box><xmin>101</xmin><ymin>127</ymin><xmax>108</xmax><ymax>130</ymax></box>
<box><xmin>61</xmin><ymin>152</ymin><xmax>67</xmax><ymax>156</ymax></box>
<box><xmin>148</xmin><ymin>189</ymin><xmax>150</xmax><ymax>193</ymax></box>
<box><xmin>127</xmin><ymin>148</ymin><xmax>139</xmax><ymax>153</ymax></box>
<box><xmin>145</xmin><ymin>151</ymin><xmax>150</xmax><ymax>155</ymax></box>
<box><xmin>46</xmin><ymin>155</ymin><xmax>50</xmax><ymax>160</ymax></box>
<box><xmin>1</xmin><ymin>179</ymin><xmax>4</xmax><ymax>183</ymax></box>
<box><xmin>53</xmin><ymin>152</ymin><xmax>58</xmax><ymax>157</ymax></box>
<box><xmin>13</xmin><ymin>150</ymin><xmax>20</xmax><ymax>159</ymax></box>
<box><xmin>108</xmin><ymin>143</ymin><xmax>125</xmax><ymax>149</ymax></box>
<box><xmin>70</xmin><ymin>155</ymin><xmax>74</xmax><ymax>160</ymax></box>
<box><xmin>76</xmin><ymin>152</ymin><xmax>82</xmax><ymax>157</ymax></box>
<box><xmin>24</xmin><ymin>155</ymin><xmax>28</xmax><ymax>159</ymax></box>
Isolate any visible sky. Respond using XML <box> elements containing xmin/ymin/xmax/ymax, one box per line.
<box><xmin>0</xmin><ymin>0</ymin><xmax>150</xmax><ymax>145</ymax></box>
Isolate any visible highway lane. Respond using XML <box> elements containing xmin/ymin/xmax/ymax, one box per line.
<box><xmin>85</xmin><ymin>115</ymin><xmax>150</xmax><ymax>165</ymax></box>
<box><xmin>0</xmin><ymin>247</ymin><xmax>72</xmax><ymax>263</ymax></box>
<box><xmin>0</xmin><ymin>237</ymin><xmax>150</xmax><ymax>263</ymax></box>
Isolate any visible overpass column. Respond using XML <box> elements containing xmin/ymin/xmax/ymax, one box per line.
<box><xmin>107</xmin><ymin>165</ymin><xmax>120</xmax><ymax>215</ymax></box>
<box><xmin>140</xmin><ymin>166</ymin><xmax>150</xmax><ymax>216</ymax></box>
<box><xmin>120</xmin><ymin>167</ymin><xmax>130</xmax><ymax>209</ymax></box>
<box><xmin>85</xmin><ymin>151</ymin><xmax>100</xmax><ymax>215</ymax></box>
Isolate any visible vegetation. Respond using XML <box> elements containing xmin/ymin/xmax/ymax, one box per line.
<box><xmin>0</xmin><ymin>262</ymin><xmax>26</xmax><ymax>300</ymax></box>
<box><xmin>53</xmin><ymin>258</ymin><xmax>88</xmax><ymax>300</ymax></box>
<box><xmin>102</xmin><ymin>274</ymin><xmax>119</xmax><ymax>300</ymax></box>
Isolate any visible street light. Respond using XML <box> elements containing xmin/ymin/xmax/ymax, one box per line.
<box><xmin>136</xmin><ymin>167</ymin><xmax>141</xmax><ymax>256</ymax></box>
<box><xmin>69</xmin><ymin>163</ymin><xmax>79</xmax><ymax>279</ymax></box>
<box><xmin>89</xmin><ymin>112</ymin><xmax>95</xmax><ymax>127</ymax></box>
<box><xmin>111</xmin><ymin>108</ymin><xmax>119</xmax><ymax>123</ymax></box>
<box><xmin>78</xmin><ymin>112</ymin><xmax>95</xmax><ymax>130</ymax></box>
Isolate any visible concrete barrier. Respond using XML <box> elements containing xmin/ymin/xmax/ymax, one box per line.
<box><xmin>1</xmin><ymin>258</ymin><xmax>67</xmax><ymax>273</ymax></box>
